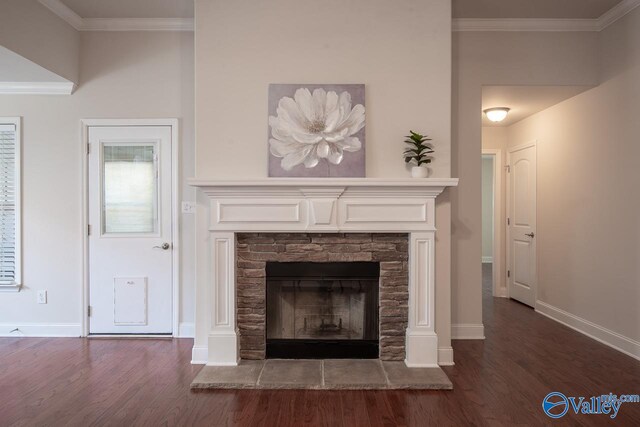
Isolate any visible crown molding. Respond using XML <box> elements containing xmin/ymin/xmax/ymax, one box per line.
<box><xmin>597</xmin><ymin>0</ymin><xmax>640</xmax><ymax>30</ymax></box>
<box><xmin>39</xmin><ymin>0</ymin><xmax>84</xmax><ymax>30</ymax></box>
<box><xmin>38</xmin><ymin>0</ymin><xmax>194</xmax><ymax>31</ymax></box>
<box><xmin>453</xmin><ymin>18</ymin><xmax>597</xmax><ymax>32</ymax></box>
<box><xmin>82</xmin><ymin>18</ymin><xmax>194</xmax><ymax>31</ymax></box>
<box><xmin>453</xmin><ymin>0</ymin><xmax>640</xmax><ymax>33</ymax></box>
<box><xmin>0</xmin><ymin>81</ymin><xmax>75</xmax><ymax>95</ymax></box>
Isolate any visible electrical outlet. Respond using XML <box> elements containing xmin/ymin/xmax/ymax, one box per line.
<box><xmin>181</xmin><ymin>201</ymin><xmax>195</xmax><ymax>214</ymax></box>
<box><xmin>37</xmin><ymin>290</ymin><xmax>47</xmax><ymax>304</ymax></box>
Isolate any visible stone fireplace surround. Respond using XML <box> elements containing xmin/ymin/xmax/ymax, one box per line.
<box><xmin>236</xmin><ymin>232</ymin><xmax>409</xmax><ymax>360</ymax></box>
<box><xmin>190</xmin><ymin>178</ymin><xmax>458</xmax><ymax>368</ymax></box>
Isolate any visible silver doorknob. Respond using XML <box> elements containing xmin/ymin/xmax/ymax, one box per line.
<box><xmin>153</xmin><ymin>243</ymin><xmax>171</xmax><ymax>250</ymax></box>
<box><xmin>525</xmin><ymin>232</ymin><xmax>535</xmax><ymax>238</ymax></box>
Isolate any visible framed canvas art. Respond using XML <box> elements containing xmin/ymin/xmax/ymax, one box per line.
<box><xmin>268</xmin><ymin>84</ymin><xmax>365</xmax><ymax>177</ymax></box>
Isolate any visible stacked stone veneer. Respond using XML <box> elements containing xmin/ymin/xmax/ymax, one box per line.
<box><xmin>236</xmin><ymin>233</ymin><xmax>409</xmax><ymax>361</ymax></box>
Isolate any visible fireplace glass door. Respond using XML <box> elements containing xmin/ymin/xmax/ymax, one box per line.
<box><xmin>266</xmin><ymin>262</ymin><xmax>379</xmax><ymax>359</ymax></box>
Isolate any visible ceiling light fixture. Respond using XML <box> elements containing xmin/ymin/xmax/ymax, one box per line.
<box><xmin>483</xmin><ymin>107</ymin><xmax>510</xmax><ymax>123</ymax></box>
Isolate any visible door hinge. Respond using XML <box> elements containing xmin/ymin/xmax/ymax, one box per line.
<box><xmin>87</xmin><ymin>143</ymin><xmax>90</xmax><ymax>155</ymax></box>
<box><xmin>507</xmin><ymin>270</ymin><xmax>511</xmax><ymax>278</ymax></box>
<box><xmin>506</xmin><ymin>165</ymin><xmax>511</xmax><ymax>173</ymax></box>
<box><xmin>87</xmin><ymin>224</ymin><xmax>91</xmax><ymax>236</ymax></box>
<box><xmin>507</xmin><ymin>217</ymin><xmax>510</xmax><ymax>226</ymax></box>
<box><xmin>87</xmin><ymin>305</ymin><xmax>92</xmax><ymax>317</ymax></box>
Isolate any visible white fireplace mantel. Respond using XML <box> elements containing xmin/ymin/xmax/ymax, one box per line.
<box><xmin>190</xmin><ymin>178</ymin><xmax>458</xmax><ymax>367</ymax></box>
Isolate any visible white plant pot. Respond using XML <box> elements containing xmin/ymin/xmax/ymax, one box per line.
<box><xmin>411</xmin><ymin>166</ymin><xmax>429</xmax><ymax>178</ymax></box>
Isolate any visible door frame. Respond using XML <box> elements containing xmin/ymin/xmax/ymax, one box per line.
<box><xmin>506</xmin><ymin>140</ymin><xmax>537</xmax><ymax>305</ymax></box>
<box><xmin>80</xmin><ymin>119</ymin><xmax>181</xmax><ymax>336</ymax></box>
<box><xmin>481</xmin><ymin>149</ymin><xmax>505</xmax><ymax>297</ymax></box>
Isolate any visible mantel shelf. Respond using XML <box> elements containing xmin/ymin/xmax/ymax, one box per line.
<box><xmin>189</xmin><ymin>177</ymin><xmax>459</xmax><ymax>188</ymax></box>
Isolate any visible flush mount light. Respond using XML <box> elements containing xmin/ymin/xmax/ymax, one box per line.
<box><xmin>483</xmin><ymin>107</ymin><xmax>510</xmax><ymax>123</ymax></box>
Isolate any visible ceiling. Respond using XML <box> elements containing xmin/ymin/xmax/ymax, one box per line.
<box><xmin>453</xmin><ymin>0</ymin><xmax>622</xmax><ymax>19</ymax></box>
<box><xmin>60</xmin><ymin>0</ymin><xmax>194</xmax><ymax>18</ymax></box>
<box><xmin>482</xmin><ymin>86</ymin><xmax>592</xmax><ymax>127</ymax></box>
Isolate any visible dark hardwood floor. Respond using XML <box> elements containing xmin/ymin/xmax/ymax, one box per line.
<box><xmin>1</xmin><ymin>265</ymin><xmax>638</xmax><ymax>426</ymax></box>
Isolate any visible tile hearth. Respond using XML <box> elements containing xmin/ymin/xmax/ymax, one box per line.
<box><xmin>191</xmin><ymin>359</ymin><xmax>452</xmax><ymax>390</ymax></box>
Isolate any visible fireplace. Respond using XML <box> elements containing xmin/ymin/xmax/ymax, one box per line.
<box><xmin>190</xmin><ymin>178</ymin><xmax>458</xmax><ymax>367</ymax></box>
<box><xmin>266</xmin><ymin>261</ymin><xmax>380</xmax><ymax>359</ymax></box>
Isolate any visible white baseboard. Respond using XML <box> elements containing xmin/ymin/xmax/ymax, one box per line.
<box><xmin>438</xmin><ymin>346</ymin><xmax>454</xmax><ymax>366</ymax></box>
<box><xmin>452</xmin><ymin>323</ymin><xmax>485</xmax><ymax>340</ymax></box>
<box><xmin>0</xmin><ymin>323</ymin><xmax>82</xmax><ymax>337</ymax></box>
<box><xmin>177</xmin><ymin>322</ymin><xmax>194</xmax><ymax>338</ymax></box>
<box><xmin>191</xmin><ymin>345</ymin><xmax>208</xmax><ymax>364</ymax></box>
<box><xmin>482</xmin><ymin>256</ymin><xmax>493</xmax><ymax>263</ymax></box>
<box><xmin>536</xmin><ymin>300</ymin><xmax>640</xmax><ymax>361</ymax></box>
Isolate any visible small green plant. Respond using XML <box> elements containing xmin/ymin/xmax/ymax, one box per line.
<box><xmin>403</xmin><ymin>130</ymin><xmax>434</xmax><ymax>166</ymax></box>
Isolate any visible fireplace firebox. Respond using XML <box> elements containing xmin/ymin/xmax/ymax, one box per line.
<box><xmin>266</xmin><ymin>261</ymin><xmax>380</xmax><ymax>359</ymax></box>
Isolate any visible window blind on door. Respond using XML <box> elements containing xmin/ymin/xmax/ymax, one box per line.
<box><xmin>0</xmin><ymin>123</ymin><xmax>19</xmax><ymax>285</ymax></box>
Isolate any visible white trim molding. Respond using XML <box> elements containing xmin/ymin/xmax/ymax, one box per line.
<box><xmin>599</xmin><ymin>0</ymin><xmax>640</xmax><ymax>30</ymax></box>
<box><xmin>82</xmin><ymin>18</ymin><xmax>194</xmax><ymax>32</ymax></box>
<box><xmin>453</xmin><ymin>0</ymin><xmax>640</xmax><ymax>32</ymax></box>
<box><xmin>0</xmin><ymin>323</ymin><xmax>82</xmax><ymax>337</ymax></box>
<box><xmin>452</xmin><ymin>324</ymin><xmax>486</xmax><ymax>340</ymax></box>
<box><xmin>39</xmin><ymin>0</ymin><xmax>194</xmax><ymax>31</ymax></box>
<box><xmin>438</xmin><ymin>347</ymin><xmax>455</xmax><ymax>366</ymax></box>
<box><xmin>536</xmin><ymin>300</ymin><xmax>640</xmax><ymax>361</ymax></box>
<box><xmin>453</xmin><ymin>18</ymin><xmax>597</xmax><ymax>32</ymax></box>
<box><xmin>0</xmin><ymin>82</ymin><xmax>75</xmax><ymax>95</ymax></box>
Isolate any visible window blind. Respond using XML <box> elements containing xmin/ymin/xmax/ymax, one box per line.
<box><xmin>0</xmin><ymin>123</ymin><xmax>18</xmax><ymax>284</ymax></box>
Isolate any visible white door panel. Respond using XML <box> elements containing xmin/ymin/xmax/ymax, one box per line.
<box><xmin>508</xmin><ymin>143</ymin><xmax>537</xmax><ymax>307</ymax></box>
<box><xmin>88</xmin><ymin>126</ymin><xmax>173</xmax><ymax>334</ymax></box>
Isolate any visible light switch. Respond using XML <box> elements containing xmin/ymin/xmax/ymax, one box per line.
<box><xmin>37</xmin><ymin>290</ymin><xmax>47</xmax><ymax>304</ymax></box>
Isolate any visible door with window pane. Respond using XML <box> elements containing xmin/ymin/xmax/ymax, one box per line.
<box><xmin>88</xmin><ymin>126</ymin><xmax>173</xmax><ymax>334</ymax></box>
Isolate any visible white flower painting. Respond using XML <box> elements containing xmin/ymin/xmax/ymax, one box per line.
<box><xmin>268</xmin><ymin>84</ymin><xmax>365</xmax><ymax>177</ymax></box>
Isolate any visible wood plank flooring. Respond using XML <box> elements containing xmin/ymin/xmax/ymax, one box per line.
<box><xmin>1</xmin><ymin>265</ymin><xmax>638</xmax><ymax>426</ymax></box>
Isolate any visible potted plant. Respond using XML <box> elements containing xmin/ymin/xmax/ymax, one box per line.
<box><xmin>403</xmin><ymin>130</ymin><xmax>434</xmax><ymax>178</ymax></box>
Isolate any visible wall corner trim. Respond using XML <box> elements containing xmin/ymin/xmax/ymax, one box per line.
<box><xmin>191</xmin><ymin>346</ymin><xmax>208</xmax><ymax>365</ymax></box>
<box><xmin>438</xmin><ymin>346</ymin><xmax>455</xmax><ymax>366</ymax></box>
<box><xmin>451</xmin><ymin>323</ymin><xmax>486</xmax><ymax>340</ymax></box>
<box><xmin>535</xmin><ymin>300</ymin><xmax>640</xmax><ymax>361</ymax></box>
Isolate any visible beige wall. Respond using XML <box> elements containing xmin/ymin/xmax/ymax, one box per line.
<box><xmin>194</xmin><ymin>0</ymin><xmax>455</xmax><ymax>357</ymax></box>
<box><xmin>0</xmin><ymin>0</ymin><xmax>79</xmax><ymax>83</ymax></box>
<box><xmin>452</xmin><ymin>31</ymin><xmax>599</xmax><ymax>330</ymax></box>
<box><xmin>0</xmin><ymin>32</ymin><xmax>195</xmax><ymax>334</ymax></box>
<box><xmin>506</xmin><ymin>8</ymin><xmax>640</xmax><ymax>344</ymax></box>
<box><xmin>481</xmin><ymin>156</ymin><xmax>493</xmax><ymax>260</ymax></box>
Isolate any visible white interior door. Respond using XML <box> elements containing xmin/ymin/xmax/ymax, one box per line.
<box><xmin>88</xmin><ymin>125</ymin><xmax>173</xmax><ymax>334</ymax></box>
<box><xmin>508</xmin><ymin>142</ymin><xmax>537</xmax><ymax>307</ymax></box>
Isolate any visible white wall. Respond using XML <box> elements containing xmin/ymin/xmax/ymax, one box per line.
<box><xmin>452</xmin><ymin>31</ymin><xmax>600</xmax><ymax>333</ymax></box>
<box><xmin>481</xmin><ymin>156</ymin><xmax>493</xmax><ymax>262</ymax></box>
<box><xmin>194</xmin><ymin>0</ymin><xmax>455</xmax><ymax>360</ymax></box>
<box><xmin>506</xmin><ymin>8</ymin><xmax>640</xmax><ymax>356</ymax></box>
<box><xmin>0</xmin><ymin>0</ymin><xmax>79</xmax><ymax>83</ymax></box>
<box><xmin>0</xmin><ymin>31</ymin><xmax>195</xmax><ymax>336</ymax></box>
